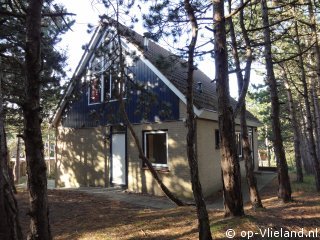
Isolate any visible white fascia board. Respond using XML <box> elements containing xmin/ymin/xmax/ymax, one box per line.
<box><xmin>51</xmin><ymin>25</ymin><xmax>106</xmax><ymax>127</ymax></box>
<box><xmin>120</xmin><ymin>37</ymin><xmax>202</xmax><ymax>117</ymax></box>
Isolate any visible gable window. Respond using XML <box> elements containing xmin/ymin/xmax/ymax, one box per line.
<box><xmin>144</xmin><ymin>130</ymin><xmax>168</xmax><ymax>168</ymax></box>
<box><xmin>104</xmin><ymin>71</ymin><xmax>126</xmax><ymax>101</ymax></box>
<box><xmin>89</xmin><ymin>77</ymin><xmax>102</xmax><ymax>104</ymax></box>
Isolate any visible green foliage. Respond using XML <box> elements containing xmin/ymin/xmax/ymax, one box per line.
<box><xmin>291</xmin><ymin>175</ymin><xmax>316</xmax><ymax>192</ymax></box>
<box><xmin>0</xmin><ymin>1</ymin><xmax>74</xmax><ymax>134</ymax></box>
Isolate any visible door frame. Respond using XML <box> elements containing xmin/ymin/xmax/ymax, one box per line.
<box><xmin>110</xmin><ymin>126</ymin><xmax>128</xmax><ymax>187</ymax></box>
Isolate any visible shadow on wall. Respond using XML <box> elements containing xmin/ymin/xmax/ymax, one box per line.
<box><xmin>56</xmin><ymin>127</ymin><xmax>108</xmax><ymax>188</ymax></box>
<box><xmin>127</xmin><ymin>128</ymin><xmax>194</xmax><ymax>199</ymax></box>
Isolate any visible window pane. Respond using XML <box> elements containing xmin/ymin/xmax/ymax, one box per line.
<box><xmin>236</xmin><ymin>132</ymin><xmax>242</xmax><ymax>157</ymax></box>
<box><xmin>146</xmin><ymin>132</ymin><xmax>167</xmax><ymax>165</ymax></box>
<box><xmin>89</xmin><ymin>78</ymin><xmax>101</xmax><ymax>103</ymax></box>
<box><xmin>104</xmin><ymin>72</ymin><xmax>111</xmax><ymax>101</ymax></box>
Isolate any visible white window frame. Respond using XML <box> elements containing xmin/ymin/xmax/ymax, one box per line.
<box><xmin>143</xmin><ymin>130</ymin><xmax>169</xmax><ymax>168</ymax></box>
<box><xmin>88</xmin><ymin>56</ymin><xmax>104</xmax><ymax>105</ymax></box>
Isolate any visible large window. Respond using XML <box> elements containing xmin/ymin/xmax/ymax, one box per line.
<box><xmin>144</xmin><ymin>130</ymin><xmax>168</xmax><ymax>168</ymax></box>
<box><xmin>88</xmin><ymin>71</ymin><xmax>126</xmax><ymax>104</ymax></box>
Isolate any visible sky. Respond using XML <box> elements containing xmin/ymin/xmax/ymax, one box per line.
<box><xmin>56</xmin><ymin>0</ymin><xmax>264</xmax><ymax>98</ymax></box>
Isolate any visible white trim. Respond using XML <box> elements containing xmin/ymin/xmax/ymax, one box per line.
<box><xmin>120</xmin><ymin>37</ymin><xmax>202</xmax><ymax>117</ymax></box>
<box><xmin>143</xmin><ymin>130</ymin><xmax>168</xmax><ymax>168</ymax></box>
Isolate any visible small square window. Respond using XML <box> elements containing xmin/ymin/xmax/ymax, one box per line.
<box><xmin>144</xmin><ymin>131</ymin><xmax>168</xmax><ymax>168</ymax></box>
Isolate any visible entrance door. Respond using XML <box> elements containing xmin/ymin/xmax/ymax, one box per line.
<box><xmin>111</xmin><ymin>133</ymin><xmax>126</xmax><ymax>185</ymax></box>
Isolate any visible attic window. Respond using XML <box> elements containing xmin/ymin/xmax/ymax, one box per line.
<box><xmin>88</xmin><ymin>77</ymin><xmax>102</xmax><ymax>104</ymax></box>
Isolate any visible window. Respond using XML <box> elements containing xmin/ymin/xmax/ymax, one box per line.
<box><xmin>215</xmin><ymin>129</ymin><xmax>220</xmax><ymax>149</ymax></box>
<box><xmin>103</xmin><ymin>71</ymin><xmax>126</xmax><ymax>101</ymax></box>
<box><xmin>88</xmin><ymin>77</ymin><xmax>102</xmax><ymax>104</ymax></box>
<box><xmin>144</xmin><ymin>131</ymin><xmax>168</xmax><ymax>168</ymax></box>
<box><xmin>236</xmin><ymin>132</ymin><xmax>243</xmax><ymax>158</ymax></box>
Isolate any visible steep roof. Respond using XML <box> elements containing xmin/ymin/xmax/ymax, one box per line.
<box><xmin>52</xmin><ymin>20</ymin><xmax>260</xmax><ymax>126</ymax></box>
<box><xmin>112</xmin><ymin>21</ymin><xmax>258</xmax><ymax>122</ymax></box>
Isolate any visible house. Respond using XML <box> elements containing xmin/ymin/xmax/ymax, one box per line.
<box><xmin>51</xmin><ymin>20</ymin><xmax>261</xmax><ymax>199</ymax></box>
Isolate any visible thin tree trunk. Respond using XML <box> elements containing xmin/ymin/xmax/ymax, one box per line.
<box><xmin>184</xmin><ymin>1</ymin><xmax>212</xmax><ymax>239</ymax></box>
<box><xmin>24</xmin><ymin>1</ymin><xmax>51</xmax><ymax>239</ymax></box>
<box><xmin>307</xmin><ymin>0</ymin><xmax>320</xmax><ymax>191</ymax></box>
<box><xmin>311</xmin><ymin>81</ymin><xmax>320</xmax><ymax>158</ymax></box>
<box><xmin>228</xmin><ymin>0</ymin><xmax>263</xmax><ymax>210</ymax></box>
<box><xmin>294</xmin><ymin>20</ymin><xmax>320</xmax><ymax>190</ymax></box>
<box><xmin>299</xmin><ymin>104</ymin><xmax>315</xmax><ymax>175</ymax></box>
<box><xmin>15</xmin><ymin>135</ymin><xmax>21</xmax><ymax>184</ymax></box>
<box><xmin>261</xmin><ymin>0</ymin><xmax>291</xmax><ymax>202</ymax></box>
<box><xmin>108</xmin><ymin>13</ymin><xmax>185</xmax><ymax>206</ymax></box>
<box><xmin>213</xmin><ymin>0</ymin><xmax>244</xmax><ymax>217</ymax></box>
<box><xmin>0</xmin><ymin>58</ymin><xmax>23</xmax><ymax>240</ymax></box>
<box><xmin>282</xmin><ymin>66</ymin><xmax>303</xmax><ymax>182</ymax></box>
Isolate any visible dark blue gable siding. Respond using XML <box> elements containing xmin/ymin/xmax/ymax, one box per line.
<box><xmin>61</xmin><ymin>59</ymin><xmax>180</xmax><ymax>128</ymax></box>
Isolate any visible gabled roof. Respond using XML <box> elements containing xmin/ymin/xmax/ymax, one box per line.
<box><xmin>51</xmin><ymin>20</ymin><xmax>260</xmax><ymax>127</ymax></box>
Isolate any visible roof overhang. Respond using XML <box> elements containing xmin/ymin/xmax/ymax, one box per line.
<box><xmin>198</xmin><ymin>108</ymin><xmax>262</xmax><ymax>127</ymax></box>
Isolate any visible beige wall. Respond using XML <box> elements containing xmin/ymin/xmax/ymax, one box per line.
<box><xmin>196</xmin><ymin>119</ymin><xmax>260</xmax><ymax>197</ymax></box>
<box><xmin>56</xmin><ymin>126</ymin><xmax>109</xmax><ymax>188</ymax></box>
<box><xmin>55</xmin><ymin>114</ymin><xmax>259</xmax><ymax>199</ymax></box>
<box><xmin>196</xmin><ymin>119</ymin><xmax>221</xmax><ymax>197</ymax></box>
<box><xmin>127</xmin><ymin>121</ymin><xmax>193</xmax><ymax>199</ymax></box>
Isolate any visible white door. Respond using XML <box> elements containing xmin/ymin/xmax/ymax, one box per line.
<box><xmin>111</xmin><ymin>133</ymin><xmax>126</xmax><ymax>185</ymax></box>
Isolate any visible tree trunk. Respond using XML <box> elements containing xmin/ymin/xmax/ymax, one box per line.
<box><xmin>228</xmin><ymin>0</ymin><xmax>263</xmax><ymax>210</ymax></box>
<box><xmin>311</xmin><ymin>81</ymin><xmax>320</xmax><ymax>158</ymax></box>
<box><xmin>15</xmin><ymin>135</ymin><xmax>21</xmax><ymax>184</ymax></box>
<box><xmin>294</xmin><ymin>19</ymin><xmax>320</xmax><ymax>190</ymax></box>
<box><xmin>24</xmin><ymin>1</ymin><xmax>51</xmax><ymax>239</ymax></box>
<box><xmin>307</xmin><ymin>0</ymin><xmax>320</xmax><ymax>191</ymax></box>
<box><xmin>184</xmin><ymin>1</ymin><xmax>213</xmax><ymax>239</ymax></box>
<box><xmin>110</xmin><ymin>16</ymin><xmax>185</xmax><ymax>206</ymax></box>
<box><xmin>282</xmin><ymin>66</ymin><xmax>303</xmax><ymax>182</ymax></box>
<box><xmin>299</xmin><ymin>104</ymin><xmax>315</xmax><ymax>175</ymax></box>
<box><xmin>0</xmin><ymin>58</ymin><xmax>23</xmax><ymax>240</ymax></box>
<box><xmin>213</xmin><ymin>0</ymin><xmax>244</xmax><ymax>217</ymax></box>
<box><xmin>261</xmin><ymin>0</ymin><xmax>291</xmax><ymax>202</ymax></box>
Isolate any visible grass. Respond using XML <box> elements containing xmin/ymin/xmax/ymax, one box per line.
<box><xmin>291</xmin><ymin>174</ymin><xmax>316</xmax><ymax>192</ymax></box>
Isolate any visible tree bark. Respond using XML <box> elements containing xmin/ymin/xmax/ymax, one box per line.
<box><xmin>24</xmin><ymin>0</ymin><xmax>51</xmax><ymax>239</ymax></box>
<box><xmin>294</xmin><ymin>19</ymin><xmax>320</xmax><ymax>189</ymax></box>
<box><xmin>282</xmin><ymin>65</ymin><xmax>303</xmax><ymax>182</ymax></box>
<box><xmin>0</xmin><ymin>58</ymin><xmax>23</xmax><ymax>240</ymax></box>
<box><xmin>311</xmin><ymin>81</ymin><xmax>320</xmax><ymax>158</ymax></box>
<box><xmin>261</xmin><ymin>0</ymin><xmax>291</xmax><ymax>202</ymax></box>
<box><xmin>299</xmin><ymin>103</ymin><xmax>315</xmax><ymax>175</ymax></box>
<box><xmin>213</xmin><ymin>0</ymin><xmax>244</xmax><ymax>217</ymax></box>
<box><xmin>184</xmin><ymin>1</ymin><xmax>213</xmax><ymax>239</ymax></box>
<box><xmin>307</xmin><ymin>0</ymin><xmax>320</xmax><ymax>191</ymax></box>
<box><xmin>15</xmin><ymin>135</ymin><xmax>21</xmax><ymax>184</ymax></box>
<box><xmin>228</xmin><ymin>0</ymin><xmax>263</xmax><ymax>210</ymax></box>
